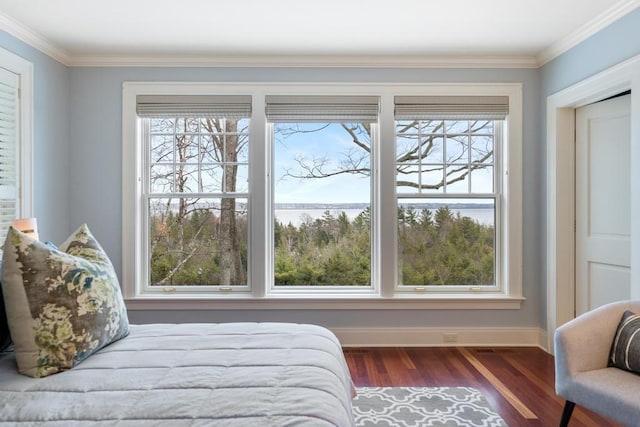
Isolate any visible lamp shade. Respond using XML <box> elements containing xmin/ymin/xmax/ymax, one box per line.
<box><xmin>11</xmin><ymin>218</ymin><xmax>39</xmax><ymax>240</ymax></box>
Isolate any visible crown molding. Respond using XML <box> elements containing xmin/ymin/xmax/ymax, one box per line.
<box><xmin>0</xmin><ymin>11</ymin><xmax>71</xmax><ymax>65</ymax></box>
<box><xmin>536</xmin><ymin>0</ymin><xmax>640</xmax><ymax>66</ymax></box>
<box><xmin>69</xmin><ymin>54</ymin><xmax>538</xmax><ymax>68</ymax></box>
<box><xmin>0</xmin><ymin>1</ymin><xmax>637</xmax><ymax>69</ymax></box>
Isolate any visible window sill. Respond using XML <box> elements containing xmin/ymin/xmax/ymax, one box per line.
<box><xmin>124</xmin><ymin>294</ymin><xmax>524</xmax><ymax>310</ymax></box>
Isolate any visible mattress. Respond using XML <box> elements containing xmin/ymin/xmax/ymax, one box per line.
<box><xmin>0</xmin><ymin>322</ymin><xmax>355</xmax><ymax>426</ymax></box>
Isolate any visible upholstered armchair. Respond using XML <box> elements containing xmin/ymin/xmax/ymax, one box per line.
<box><xmin>554</xmin><ymin>300</ymin><xmax>640</xmax><ymax>426</ymax></box>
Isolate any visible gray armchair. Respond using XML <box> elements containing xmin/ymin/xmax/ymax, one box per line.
<box><xmin>554</xmin><ymin>300</ymin><xmax>640</xmax><ymax>426</ymax></box>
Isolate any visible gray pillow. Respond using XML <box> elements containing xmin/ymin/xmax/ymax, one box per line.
<box><xmin>609</xmin><ymin>310</ymin><xmax>640</xmax><ymax>374</ymax></box>
<box><xmin>1</xmin><ymin>224</ymin><xmax>129</xmax><ymax>377</ymax></box>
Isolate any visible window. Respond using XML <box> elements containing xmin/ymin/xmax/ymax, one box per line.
<box><xmin>0</xmin><ymin>67</ymin><xmax>19</xmax><ymax>245</ymax></box>
<box><xmin>394</xmin><ymin>96</ymin><xmax>507</xmax><ymax>292</ymax></box>
<box><xmin>136</xmin><ymin>95</ymin><xmax>251</xmax><ymax>292</ymax></box>
<box><xmin>122</xmin><ymin>83</ymin><xmax>522</xmax><ymax>308</ymax></box>
<box><xmin>0</xmin><ymin>48</ymin><xmax>32</xmax><ymax>251</ymax></box>
<box><xmin>266</xmin><ymin>96</ymin><xmax>378</xmax><ymax>289</ymax></box>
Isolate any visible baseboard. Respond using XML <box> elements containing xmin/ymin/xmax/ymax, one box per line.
<box><xmin>538</xmin><ymin>329</ymin><xmax>550</xmax><ymax>353</ymax></box>
<box><xmin>332</xmin><ymin>326</ymin><xmax>546</xmax><ymax>348</ymax></box>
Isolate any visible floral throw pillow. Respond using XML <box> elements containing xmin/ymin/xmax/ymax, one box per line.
<box><xmin>1</xmin><ymin>224</ymin><xmax>129</xmax><ymax>377</ymax></box>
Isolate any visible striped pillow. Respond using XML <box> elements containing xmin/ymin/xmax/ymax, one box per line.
<box><xmin>609</xmin><ymin>310</ymin><xmax>640</xmax><ymax>374</ymax></box>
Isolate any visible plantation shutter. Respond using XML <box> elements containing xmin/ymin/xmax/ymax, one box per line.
<box><xmin>265</xmin><ymin>95</ymin><xmax>379</xmax><ymax>123</ymax></box>
<box><xmin>394</xmin><ymin>96</ymin><xmax>509</xmax><ymax>120</ymax></box>
<box><xmin>0</xmin><ymin>67</ymin><xmax>19</xmax><ymax>249</ymax></box>
<box><xmin>136</xmin><ymin>95</ymin><xmax>252</xmax><ymax>118</ymax></box>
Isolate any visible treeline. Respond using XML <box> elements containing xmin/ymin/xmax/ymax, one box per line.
<box><xmin>149</xmin><ymin>209</ymin><xmax>248</xmax><ymax>286</ymax></box>
<box><xmin>274</xmin><ymin>209</ymin><xmax>372</xmax><ymax>286</ymax></box>
<box><xmin>274</xmin><ymin>206</ymin><xmax>494</xmax><ymax>287</ymax></box>
<box><xmin>397</xmin><ymin>206</ymin><xmax>494</xmax><ymax>287</ymax></box>
<box><xmin>150</xmin><ymin>206</ymin><xmax>494</xmax><ymax>287</ymax></box>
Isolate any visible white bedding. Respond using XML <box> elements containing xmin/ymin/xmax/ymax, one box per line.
<box><xmin>0</xmin><ymin>323</ymin><xmax>355</xmax><ymax>426</ymax></box>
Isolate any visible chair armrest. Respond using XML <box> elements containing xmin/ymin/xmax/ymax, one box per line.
<box><xmin>555</xmin><ymin>301</ymin><xmax>637</xmax><ymax>379</ymax></box>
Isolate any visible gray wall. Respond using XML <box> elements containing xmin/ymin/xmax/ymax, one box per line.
<box><xmin>69</xmin><ymin>66</ymin><xmax>542</xmax><ymax>328</ymax></box>
<box><xmin>541</xmin><ymin>7</ymin><xmax>640</xmax><ymax>96</ymax></box>
<box><xmin>0</xmin><ymin>32</ymin><xmax>70</xmax><ymax>244</ymax></box>
<box><xmin>4</xmin><ymin>7</ymin><xmax>638</xmax><ymax>331</ymax></box>
<box><xmin>539</xmin><ymin>8</ymin><xmax>640</xmax><ymax>328</ymax></box>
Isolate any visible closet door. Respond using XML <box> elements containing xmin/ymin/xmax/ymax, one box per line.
<box><xmin>575</xmin><ymin>94</ymin><xmax>631</xmax><ymax>315</ymax></box>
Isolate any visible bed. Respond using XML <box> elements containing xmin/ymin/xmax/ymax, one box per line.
<box><xmin>0</xmin><ymin>225</ymin><xmax>354</xmax><ymax>425</ymax></box>
<box><xmin>0</xmin><ymin>322</ymin><xmax>356</xmax><ymax>426</ymax></box>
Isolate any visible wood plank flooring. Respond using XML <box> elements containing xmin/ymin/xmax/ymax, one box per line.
<box><xmin>343</xmin><ymin>347</ymin><xmax>623</xmax><ymax>427</ymax></box>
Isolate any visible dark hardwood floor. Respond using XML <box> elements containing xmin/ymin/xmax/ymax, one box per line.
<box><xmin>344</xmin><ymin>347</ymin><xmax>623</xmax><ymax>427</ymax></box>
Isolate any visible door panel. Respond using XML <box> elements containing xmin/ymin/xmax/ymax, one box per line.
<box><xmin>575</xmin><ymin>94</ymin><xmax>631</xmax><ymax>316</ymax></box>
<box><xmin>588</xmin><ymin>262</ymin><xmax>630</xmax><ymax>310</ymax></box>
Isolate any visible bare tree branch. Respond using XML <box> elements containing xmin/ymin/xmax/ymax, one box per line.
<box><xmin>154</xmin><ymin>222</ymin><xmax>206</xmax><ymax>285</ymax></box>
<box><xmin>277</xmin><ymin>119</ymin><xmax>493</xmax><ymax>192</ymax></box>
<box><xmin>340</xmin><ymin>123</ymin><xmax>370</xmax><ymax>153</ymax></box>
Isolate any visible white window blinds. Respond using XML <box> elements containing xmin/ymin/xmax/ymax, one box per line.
<box><xmin>136</xmin><ymin>95</ymin><xmax>252</xmax><ymax>118</ymax></box>
<box><xmin>394</xmin><ymin>96</ymin><xmax>509</xmax><ymax>120</ymax></box>
<box><xmin>265</xmin><ymin>95</ymin><xmax>379</xmax><ymax>123</ymax></box>
<box><xmin>0</xmin><ymin>67</ymin><xmax>18</xmax><ymax>248</ymax></box>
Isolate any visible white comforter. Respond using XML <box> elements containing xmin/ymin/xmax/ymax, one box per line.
<box><xmin>0</xmin><ymin>323</ymin><xmax>355</xmax><ymax>426</ymax></box>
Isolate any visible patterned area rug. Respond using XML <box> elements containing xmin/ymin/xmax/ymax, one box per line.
<box><xmin>352</xmin><ymin>387</ymin><xmax>507</xmax><ymax>427</ymax></box>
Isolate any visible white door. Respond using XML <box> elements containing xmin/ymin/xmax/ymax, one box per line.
<box><xmin>575</xmin><ymin>94</ymin><xmax>631</xmax><ymax>316</ymax></box>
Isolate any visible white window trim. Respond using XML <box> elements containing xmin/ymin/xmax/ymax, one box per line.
<box><xmin>0</xmin><ymin>47</ymin><xmax>33</xmax><ymax>221</ymax></box>
<box><xmin>394</xmin><ymin>121</ymin><xmax>503</xmax><ymax>294</ymax></box>
<box><xmin>266</xmin><ymin>119</ymin><xmax>379</xmax><ymax>295</ymax></box>
<box><xmin>122</xmin><ymin>82</ymin><xmax>523</xmax><ymax>310</ymax></box>
<box><xmin>140</xmin><ymin>116</ymin><xmax>251</xmax><ymax>294</ymax></box>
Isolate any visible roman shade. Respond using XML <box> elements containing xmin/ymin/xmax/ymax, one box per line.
<box><xmin>136</xmin><ymin>95</ymin><xmax>252</xmax><ymax>118</ymax></box>
<box><xmin>394</xmin><ymin>96</ymin><xmax>509</xmax><ymax>120</ymax></box>
<box><xmin>265</xmin><ymin>95</ymin><xmax>379</xmax><ymax>123</ymax></box>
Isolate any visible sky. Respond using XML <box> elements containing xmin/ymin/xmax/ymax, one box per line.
<box><xmin>272</xmin><ymin>121</ymin><xmax>495</xmax><ymax>205</ymax></box>
<box><xmin>273</xmin><ymin>123</ymin><xmax>371</xmax><ymax>204</ymax></box>
<box><xmin>148</xmin><ymin>118</ymin><xmax>494</xmax><ymax>206</ymax></box>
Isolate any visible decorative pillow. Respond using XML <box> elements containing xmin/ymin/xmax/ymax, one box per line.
<box><xmin>609</xmin><ymin>310</ymin><xmax>640</xmax><ymax>374</ymax></box>
<box><xmin>1</xmin><ymin>224</ymin><xmax>129</xmax><ymax>377</ymax></box>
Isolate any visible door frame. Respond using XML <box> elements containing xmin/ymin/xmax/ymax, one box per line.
<box><xmin>546</xmin><ymin>54</ymin><xmax>640</xmax><ymax>353</ymax></box>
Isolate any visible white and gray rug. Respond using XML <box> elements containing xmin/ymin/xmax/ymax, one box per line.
<box><xmin>352</xmin><ymin>387</ymin><xmax>507</xmax><ymax>427</ymax></box>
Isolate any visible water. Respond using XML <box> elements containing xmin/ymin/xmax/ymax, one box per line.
<box><xmin>275</xmin><ymin>208</ymin><xmax>494</xmax><ymax>226</ymax></box>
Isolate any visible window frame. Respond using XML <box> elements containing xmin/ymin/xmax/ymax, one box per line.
<box><xmin>122</xmin><ymin>82</ymin><xmax>523</xmax><ymax>310</ymax></box>
<box><xmin>266</xmin><ymin>122</ymin><xmax>378</xmax><ymax>295</ymax></box>
<box><xmin>394</xmin><ymin>119</ymin><xmax>503</xmax><ymax>294</ymax></box>
<box><xmin>141</xmin><ymin>117</ymin><xmax>251</xmax><ymax>293</ymax></box>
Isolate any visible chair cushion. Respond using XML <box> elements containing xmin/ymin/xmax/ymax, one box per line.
<box><xmin>609</xmin><ymin>310</ymin><xmax>640</xmax><ymax>374</ymax></box>
<box><xmin>1</xmin><ymin>224</ymin><xmax>129</xmax><ymax>377</ymax></box>
<box><xmin>567</xmin><ymin>367</ymin><xmax>640</xmax><ymax>427</ymax></box>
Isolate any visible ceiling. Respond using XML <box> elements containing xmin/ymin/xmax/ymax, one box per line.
<box><xmin>0</xmin><ymin>0</ymin><xmax>637</xmax><ymax>67</ymax></box>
